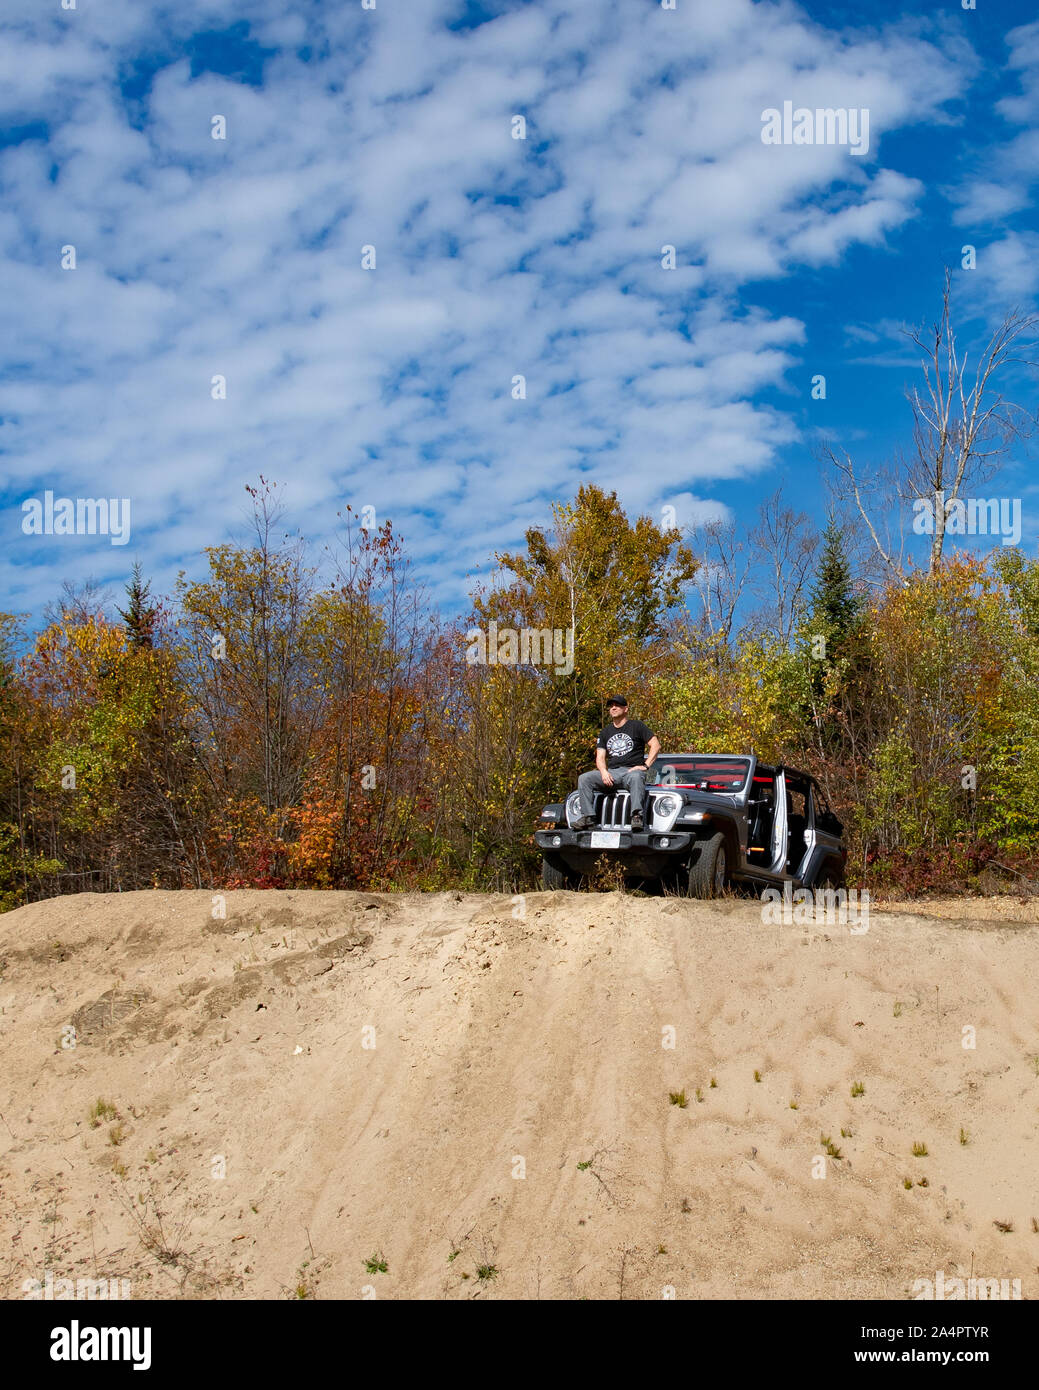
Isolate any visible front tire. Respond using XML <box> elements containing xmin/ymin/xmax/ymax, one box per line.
<box><xmin>687</xmin><ymin>833</ymin><xmax>727</xmax><ymax>899</ymax></box>
<box><xmin>542</xmin><ymin>853</ymin><xmax>580</xmax><ymax>890</ymax></box>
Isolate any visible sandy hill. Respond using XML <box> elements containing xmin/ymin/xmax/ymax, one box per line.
<box><xmin>1</xmin><ymin>888</ymin><xmax>1036</xmax><ymax>1300</ymax></box>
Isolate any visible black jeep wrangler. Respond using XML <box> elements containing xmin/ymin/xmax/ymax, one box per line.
<box><xmin>534</xmin><ymin>753</ymin><xmax>846</xmax><ymax>897</ymax></box>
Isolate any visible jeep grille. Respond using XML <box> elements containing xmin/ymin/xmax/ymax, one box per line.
<box><xmin>597</xmin><ymin>790</ymin><xmax>630</xmax><ymax>827</ymax></box>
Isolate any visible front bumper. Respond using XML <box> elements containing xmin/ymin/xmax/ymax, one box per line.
<box><xmin>535</xmin><ymin>827</ymin><xmax>693</xmax><ymax>855</ymax></box>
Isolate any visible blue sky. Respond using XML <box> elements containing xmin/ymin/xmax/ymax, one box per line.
<box><xmin>2</xmin><ymin>0</ymin><xmax>1037</xmax><ymax>628</ymax></box>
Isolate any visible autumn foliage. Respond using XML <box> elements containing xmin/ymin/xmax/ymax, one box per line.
<box><xmin>1</xmin><ymin>482</ymin><xmax>1037</xmax><ymax>909</ymax></box>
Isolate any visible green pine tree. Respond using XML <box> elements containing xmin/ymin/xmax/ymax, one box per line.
<box><xmin>809</xmin><ymin>517</ymin><xmax>861</xmax><ymax>649</ymax></box>
<box><xmin>117</xmin><ymin>561</ymin><xmax>157</xmax><ymax>649</ymax></box>
<box><xmin>801</xmin><ymin>517</ymin><xmax>868</xmax><ymax>751</ymax></box>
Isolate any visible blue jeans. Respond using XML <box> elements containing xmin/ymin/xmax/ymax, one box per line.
<box><xmin>577</xmin><ymin>766</ymin><xmax>646</xmax><ymax>818</ymax></box>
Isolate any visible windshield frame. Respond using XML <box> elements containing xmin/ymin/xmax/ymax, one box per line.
<box><xmin>647</xmin><ymin>755</ymin><xmax>752</xmax><ymax>795</ymax></box>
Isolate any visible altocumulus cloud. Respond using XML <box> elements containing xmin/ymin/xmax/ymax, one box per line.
<box><xmin>949</xmin><ymin>20</ymin><xmax>1039</xmax><ymax>305</ymax></box>
<box><xmin>0</xmin><ymin>0</ymin><xmax>970</xmax><ymax>619</ymax></box>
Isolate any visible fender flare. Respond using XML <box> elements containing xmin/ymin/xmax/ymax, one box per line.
<box><xmin>692</xmin><ymin>814</ymin><xmax>742</xmax><ymax>866</ymax></box>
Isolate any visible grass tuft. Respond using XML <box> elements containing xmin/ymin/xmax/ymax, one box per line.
<box><xmin>89</xmin><ymin>1098</ymin><xmax>118</xmax><ymax>1128</ymax></box>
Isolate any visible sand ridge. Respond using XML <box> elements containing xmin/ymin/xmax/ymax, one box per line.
<box><xmin>0</xmin><ymin>888</ymin><xmax>1036</xmax><ymax>1300</ymax></box>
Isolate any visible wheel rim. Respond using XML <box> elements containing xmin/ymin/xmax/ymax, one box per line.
<box><xmin>714</xmin><ymin>846</ymin><xmax>726</xmax><ymax>894</ymax></box>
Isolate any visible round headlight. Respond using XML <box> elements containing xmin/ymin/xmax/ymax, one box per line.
<box><xmin>659</xmin><ymin>836</ymin><xmax>671</xmax><ymax>848</ymax></box>
<box><xmin>551</xmin><ymin>834</ymin><xmax>562</xmax><ymax>847</ymax></box>
<box><xmin>654</xmin><ymin>795</ymin><xmax>679</xmax><ymax>817</ymax></box>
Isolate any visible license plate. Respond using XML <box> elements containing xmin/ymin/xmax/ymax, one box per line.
<box><xmin>589</xmin><ymin>830</ymin><xmax>621</xmax><ymax>849</ymax></box>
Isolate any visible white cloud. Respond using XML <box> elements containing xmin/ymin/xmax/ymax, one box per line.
<box><xmin>949</xmin><ymin>21</ymin><xmax>1039</xmax><ymax>233</ymax></box>
<box><xmin>972</xmin><ymin>230</ymin><xmax>1039</xmax><ymax>303</ymax></box>
<box><xmin>0</xmin><ymin>0</ymin><xmax>974</xmax><ymax>621</ymax></box>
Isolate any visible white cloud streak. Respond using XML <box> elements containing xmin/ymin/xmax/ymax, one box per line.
<box><xmin>0</xmin><ymin>0</ymin><xmax>971</xmax><ymax>618</ymax></box>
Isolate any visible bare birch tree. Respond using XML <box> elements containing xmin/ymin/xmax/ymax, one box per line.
<box><xmin>748</xmin><ymin>488</ymin><xmax>818</xmax><ymax>642</ymax></box>
<box><xmin>689</xmin><ymin>517</ymin><xmax>750</xmax><ymax>647</ymax></box>
<box><xmin>827</xmin><ymin>271</ymin><xmax>1037</xmax><ymax>579</ymax></box>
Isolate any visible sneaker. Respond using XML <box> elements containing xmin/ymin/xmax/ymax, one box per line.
<box><xmin>573</xmin><ymin>815</ymin><xmax>596</xmax><ymax>830</ymax></box>
<box><xmin>630</xmin><ymin>810</ymin><xmax>644</xmax><ymax>831</ymax></box>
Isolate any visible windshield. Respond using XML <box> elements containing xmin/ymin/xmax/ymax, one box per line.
<box><xmin>648</xmin><ymin>757</ymin><xmax>751</xmax><ymax>793</ymax></box>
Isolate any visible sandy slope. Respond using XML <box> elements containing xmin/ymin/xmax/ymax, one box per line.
<box><xmin>0</xmin><ymin>888</ymin><xmax>1036</xmax><ymax>1301</ymax></box>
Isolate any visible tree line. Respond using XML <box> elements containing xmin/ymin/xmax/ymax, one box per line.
<box><xmin>1</xmin><ymin>473</ymin><xmax>1037</xmax><ymax>909</ymax></box>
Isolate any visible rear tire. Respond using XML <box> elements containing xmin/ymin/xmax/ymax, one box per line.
<box><xmin>687</xmin><ymin>833</ymin><xmax>727</xmax><ymax>899</ymax></box>
<box><xmin>816</xmin><ymin>861</ymin><xmax>847</xmax><ymax>891</ymax></box>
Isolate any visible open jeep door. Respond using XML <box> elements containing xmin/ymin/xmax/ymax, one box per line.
<box><xmin>770</xmin><ymin>769</ymin><xmax>789</xmax><ymax>874</ymax></box>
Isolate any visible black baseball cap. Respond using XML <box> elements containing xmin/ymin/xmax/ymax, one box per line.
<box><xmin>605</xmin><ymin>695</ymin><xmax>628</xmax><ymax>707</ymax></box>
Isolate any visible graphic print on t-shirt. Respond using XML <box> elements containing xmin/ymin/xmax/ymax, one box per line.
<box><xmin>606</xmin><ymin>731</ymin><xmax>635</xmax><ymax>760</ymax></box>
<box><xmin>598</xmin><ymin>718</ymin><xmax>652</xmax><ymax>768</ymax></box>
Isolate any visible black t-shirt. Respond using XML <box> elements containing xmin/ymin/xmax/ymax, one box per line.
<box><xmin>597</xmin><ymin>719</ymin><xmax>654</xmax><ymax>769</ymax></box>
